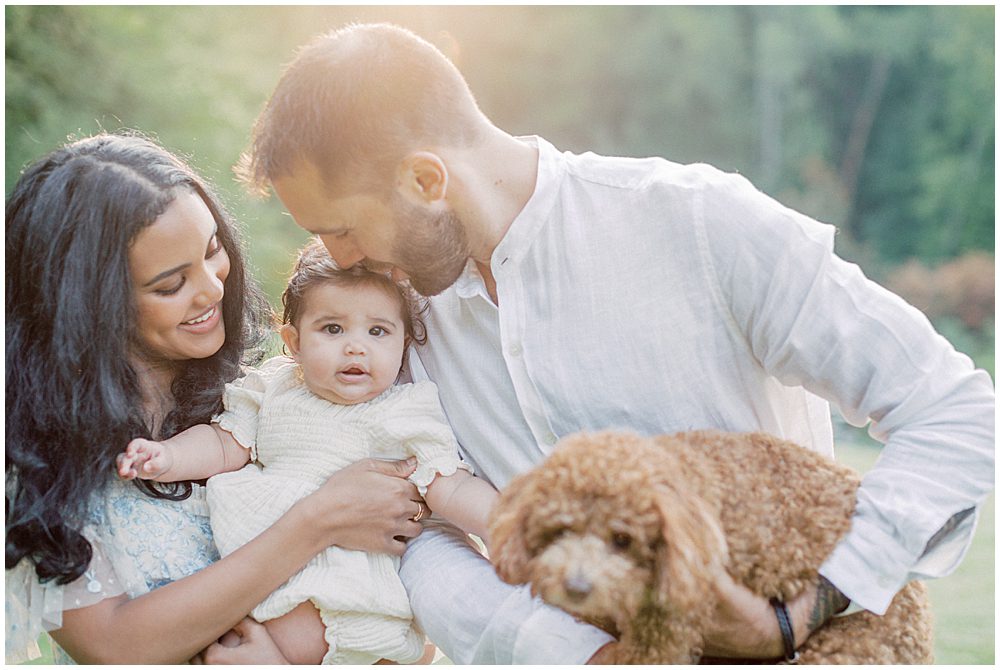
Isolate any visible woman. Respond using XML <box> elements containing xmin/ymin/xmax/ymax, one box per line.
<box><xmin>5</xmin><ymin>132</ymin><xmax>428</xmax><ymax>664</ymax></box>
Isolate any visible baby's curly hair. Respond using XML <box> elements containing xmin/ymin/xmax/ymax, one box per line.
<box><xmin>281</xmin><ymin>239</ymin><xmax>428</xmax><ymax>351</ymax></box>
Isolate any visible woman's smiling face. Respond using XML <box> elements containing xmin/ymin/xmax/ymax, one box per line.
<box><xmin>129</xmin><ymin>188</ymin><xmax>231</xmax><ymax>364</ymax></box>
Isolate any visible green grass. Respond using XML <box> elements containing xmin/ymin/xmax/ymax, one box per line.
<box><xmin>19</xmin><ymin>437</ymin><xmax>993</xmax><ymax>665</ymax></box>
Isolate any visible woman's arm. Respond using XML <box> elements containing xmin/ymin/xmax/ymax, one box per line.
<box><xmin>423</xmin><ymin>470</ymin><xmax>499</xmax><ymax>546</ymax></box>
<box><xmin>51</xmin><ymin>457</ymin><xmax>422</xmax><ymax>664</ymax></box>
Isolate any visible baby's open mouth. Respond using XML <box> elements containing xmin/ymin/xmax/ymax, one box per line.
<box><xmin>340</xmin><ymin>365</ymin><xmax>367</xmax><ymax>376</ymax></box>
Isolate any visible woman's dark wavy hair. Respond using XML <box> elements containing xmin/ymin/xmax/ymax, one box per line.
<box><xmin>5</xmin><ymin>132</ymin><xmax>270</xmax><ymax>585</ymax></box>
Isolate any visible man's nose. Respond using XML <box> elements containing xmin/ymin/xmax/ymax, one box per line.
<box><xmin>319</xmin><ymin>235</ymin><xmax>365</xmax><ymax>269</ymax></box>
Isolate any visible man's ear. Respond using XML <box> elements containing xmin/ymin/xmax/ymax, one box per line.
<box><xmin>397</xmin><ymin>151</ymin><xmax>448</xmax><ymax>204</ymax></box>
<box><xmin>279</xmin><ymin>323</ymin><xmax>301</xmax><ymax>359</ymax></box>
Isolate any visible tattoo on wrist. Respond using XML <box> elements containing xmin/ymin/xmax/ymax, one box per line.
<box><xmin>808</xmin><ymin>576</ymin><xmax>851</xmax><ymax>632</ymax></box>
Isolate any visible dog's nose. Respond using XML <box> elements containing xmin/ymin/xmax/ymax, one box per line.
<box><xmin>564</xmin><ymin>575</ymin><xmax>592</xmax><ymax>601</ymax></box>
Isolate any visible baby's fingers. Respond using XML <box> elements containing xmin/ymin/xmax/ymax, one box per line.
<box><xmin>141</xmin><ymin>451</ymin><xmax>170</xmax><ymax>477</ymax></box>
<box><xmin>116</xmin><ymin>452</ymin><xmax>138</xmax><ymax>480</ymax></box>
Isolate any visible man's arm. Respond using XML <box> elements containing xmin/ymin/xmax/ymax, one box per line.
<box><xmin>399</xmin><ymin>518</ymin><xmax>615</xmax><ymax>663</ymax></box>
<box><xmin>697</xmin><ymin>171</ymin><xmax>993</xmax><ymax>647</ymax></box>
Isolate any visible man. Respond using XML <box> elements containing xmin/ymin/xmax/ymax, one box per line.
<box><xmin>236</xmin><ymin>23</ymin><xmax>994</xmax><ymax>663</ymax></box>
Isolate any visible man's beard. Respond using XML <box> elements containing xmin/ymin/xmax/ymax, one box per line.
<box><xmin>382</xmin><ymin>193</ymin><xmax>471</xmax><ymax>297</ymax></box>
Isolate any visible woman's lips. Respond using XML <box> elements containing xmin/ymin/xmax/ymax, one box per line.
<box><xmin>179</xmin><ymin>304</ymin><xmax>221</xmax><ymax>333</ymax></box>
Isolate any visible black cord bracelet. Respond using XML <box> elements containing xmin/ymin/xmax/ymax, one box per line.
<box><xmin>770</xmin><ymin>598</ymin><xmax>800</xmax><ymax>664</ymax></box>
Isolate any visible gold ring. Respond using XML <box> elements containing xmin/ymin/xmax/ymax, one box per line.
<box><xmin>413</xmin><ymin>504</ymin><xmax>425</xmax><ymax>522</ymax></box>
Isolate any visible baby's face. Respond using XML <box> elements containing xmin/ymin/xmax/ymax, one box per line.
<box><xmin>286</xmin><ymin>281</ymin><xmax>406</xmax><ymax>405</ymax></box>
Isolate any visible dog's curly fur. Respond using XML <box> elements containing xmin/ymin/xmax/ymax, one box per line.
<box><xmin>489</xmin><ymin>430</ymin><xmax>934</xmax><ymax>664</ymax></box>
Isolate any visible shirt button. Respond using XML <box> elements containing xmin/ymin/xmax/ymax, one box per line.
<box><xmin>545</xmin><ymin>432</ymin><xmax>558</xmax><ymax>445</ymax></box>
<box><xmin>877</xmin><ymin>576</ymin><xmax>894</xmax><ymax>588</ymax></box>
<box><xmin>509</xmin><ymin>343</ymin><xmax>523</xmax><ymax>356</ymax></box>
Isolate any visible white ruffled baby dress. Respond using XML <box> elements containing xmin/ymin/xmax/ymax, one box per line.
<box><xmin>207</xmin><ymin>356</ymin><xmax>469</xmax><ymax>665</ymax></box>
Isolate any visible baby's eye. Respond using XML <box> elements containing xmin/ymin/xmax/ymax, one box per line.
<box><xmin>324</xmin><ymin>324</ymin><xmax>343</xmax><ymax>334</ymax></box>
<box><xmin>369</xmin><ymin>326</ymin><xmax>388</xmax><ymax>336</ymax></box>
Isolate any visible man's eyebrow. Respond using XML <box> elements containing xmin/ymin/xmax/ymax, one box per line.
<box><xmin>142</xmin><ymin>263</ymin><xmax>190</xmax><ymax>287</ymax></box>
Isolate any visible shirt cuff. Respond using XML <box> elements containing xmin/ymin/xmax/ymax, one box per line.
<box><xmin>820</xmin><ymin>505</ymin><xmax>980</xmax><ymax>614</ymax></box>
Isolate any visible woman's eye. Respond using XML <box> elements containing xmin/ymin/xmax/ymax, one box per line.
<box><xmin>324</xmin><ymin>324</ymin><xmax>342</xmax><ymax>334</ymax></box>
<box><xmin>369</xmin><ymin>326</ymin><xmax>387</xmax><ymax>336</ymax></box>
<box><xmin>155</xmin><ymin>278</ymin><xmax>186</xmax><ymax>296</ymax></box>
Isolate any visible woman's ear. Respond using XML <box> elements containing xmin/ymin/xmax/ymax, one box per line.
<box><xmin>396</xmin><ymin>152</ymin><xmax>448</xmax><ymax>204</ymax></box>
<box><xmin>279</xmin><ymin>323</ymin><xmax>301</xmax><ymax>360</ymax></box>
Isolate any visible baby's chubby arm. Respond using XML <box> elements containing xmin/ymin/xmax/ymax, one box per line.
<box><xmin>116</xmin><ymin>424</ymin><xmax>250</xmax><ymax>482</ymax></box>
<box><xmin>423</xmin><ymin>470</ymin><xmax>499</xmax><ymax>547</ymax></box>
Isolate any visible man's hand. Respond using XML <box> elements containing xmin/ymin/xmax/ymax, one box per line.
<box><xmin>116</xmin><ymin>438</ymin><xmax>173</xmax><ymax>480</ymax></box>
<box><xmin>191</xmin><ymin>618</ymin><xmax>288</xmax><ymax>665</ymax></box>
<box><xmin>703</xmin><ymin>572</ymin><xmax>849</xmax><ymax>659</ymax></box>
<box><xmin>586</xmin><ymin>642</ymin><xmax>619</xmax><ymax>663</ymax></box>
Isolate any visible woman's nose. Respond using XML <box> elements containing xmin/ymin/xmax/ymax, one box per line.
<box><xmin>196</xmin><ymin>263</ymin><xmax>226</xmax><ymax>307</ymax></box>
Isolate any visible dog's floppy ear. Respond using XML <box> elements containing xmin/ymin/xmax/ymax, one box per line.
<box><xmin>652</xmin><ymin>483</ymin><xmax>729</xmax><ymax>612</ymax></box>
<box><xmin>488</xmin><ymin>472</ymin><xmax>537</xmax><ymax>585</ymax></box>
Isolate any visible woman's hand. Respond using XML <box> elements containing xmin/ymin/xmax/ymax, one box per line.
<box><xmin>295</xmin><ymin>457</ymin><xmax>429</xmax><ymax>556</ymax></box>
<box><xmin>191</xmin><ymin>618</ymin><xmax>288</xmax><ymax>665</ymax></box>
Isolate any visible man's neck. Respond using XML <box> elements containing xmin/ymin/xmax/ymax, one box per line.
<box><xmin>461</xmin><ymin>129</ymin><xmax>539</xmax><ymax>267</ymax></box>
<box><xmin>459</xmin><ymin>129</ymin><xmax>539</xmax><ymax>304</ymax></box>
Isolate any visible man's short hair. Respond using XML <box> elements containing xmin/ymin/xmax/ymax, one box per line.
<box><xmin>238</xmin><ymin>22</ymin><xmax>485</xmax><ymax>197</ymax></box>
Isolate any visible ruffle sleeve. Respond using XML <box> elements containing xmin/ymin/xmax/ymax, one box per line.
<box><xmin>5</xmin><ymin>529</ymin><xmax>127</xmax><ymax>664</ymax></box>
<box><xmin>212</xmin><ymin>356</ymin><xmax>293</xmax><ymax>462</ymax></box>
<box><xmin>368</xmin><ymin>382</ymin><xmax>472</xmax><ymax>495</ymax></box>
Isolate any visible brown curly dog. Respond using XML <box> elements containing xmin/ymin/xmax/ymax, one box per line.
<box><xmin>489</xmin><ymin>430</ymin><xmax>933</xmax><ymax>664</ymax></box>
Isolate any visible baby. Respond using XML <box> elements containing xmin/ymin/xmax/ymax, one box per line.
<box><xmin>117</xmin><ymin>239</ymin><xmax>497</xmax><ymax>664</ymax></box>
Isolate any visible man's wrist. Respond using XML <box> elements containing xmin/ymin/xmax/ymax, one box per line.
<box><xmin>808</xmin><ymin>576</ymin><xmax>851</xmax><ymax>633</ymax></box>
<box><xmin>783</xmin><ymin>576</ymin><xmax>849</xmax><ymax>654</ymax></box>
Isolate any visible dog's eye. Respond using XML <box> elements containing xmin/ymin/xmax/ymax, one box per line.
<box><xmin>539</xmin><ymin>527</ymin><xmax>567</xmax><ymax>546</ymax></box>
<box><xmin>610</xmin><ymin>532</ymin><xmax>632</xmax><ymax>550</ymax></box>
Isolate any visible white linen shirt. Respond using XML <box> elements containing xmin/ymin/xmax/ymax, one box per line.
<box><xmin>399</xmin><ymin>136</ymin><xmax>995</xmax><ymax>663</ymax></box>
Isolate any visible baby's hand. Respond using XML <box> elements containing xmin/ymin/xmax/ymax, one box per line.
<box><xmin>116</xmin><ymin>438</ymin><xmax>173</xmax><ymax>480</ymax></box>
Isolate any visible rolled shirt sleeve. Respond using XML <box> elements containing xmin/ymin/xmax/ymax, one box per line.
<box><xmin>399</xmin><ymin>519</ymin><xmax>614</xmax><ymax>663</ymax></box>
<box><xmin>698</xmin><ymin>172</ymin><xmax>995</xmax><ymax>613</ymax></box>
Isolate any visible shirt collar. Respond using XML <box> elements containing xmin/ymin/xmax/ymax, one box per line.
<box><xmin>453</xmin><ymin>135</ymin><xmax>565</xmax><ymax>301</ymax></box>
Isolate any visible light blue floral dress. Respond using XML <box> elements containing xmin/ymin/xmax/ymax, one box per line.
<box><xmin>5</xmin><ymin>478</ymin><xmax>219</xmax><ymax>664</ymax></box>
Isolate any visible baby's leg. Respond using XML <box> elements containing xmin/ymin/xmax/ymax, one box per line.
<box><xmin>263</xmin><ymin>601</ymin><xmax>328</xmax><ymax>665</ymax></box>
<box><xmin>374</xmin><ymin>643</ymin><xmax>437</xmax><ymax>664</ymax></box>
